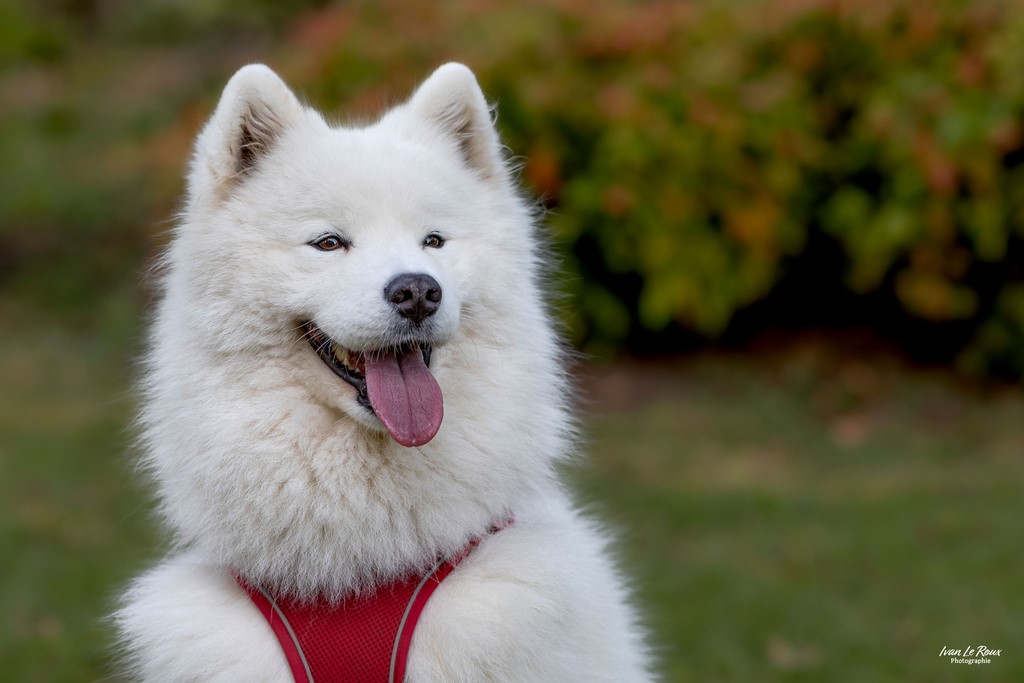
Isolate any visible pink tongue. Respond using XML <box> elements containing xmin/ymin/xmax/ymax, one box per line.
<box><xmin>364</xmin><ymin>347</ymin><xmax>443</xmax><ymax>447</ymax></box>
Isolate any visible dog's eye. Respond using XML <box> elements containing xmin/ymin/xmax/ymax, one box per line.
<box><xmin>311</xmin><ymin>235</ymin><xmax>350</xmax><ymax>252</ymax></box>
<box><xmin>422</xmin><ymin>233</ymin><xmax>445</xmax><ymax>249</ymax></box>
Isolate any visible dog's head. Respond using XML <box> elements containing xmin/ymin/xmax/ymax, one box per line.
<box><xmin>172</xmin><ymin>63</ymin><xmax>549</xmax><ymax>448</ymax></box>
<box><xmin>146</xmin><ymin>65</ymin><xmax>570</xmax><ymax>591</ymax></box>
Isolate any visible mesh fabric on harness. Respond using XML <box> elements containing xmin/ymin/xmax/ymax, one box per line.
<box><xmin>236</xmin><ymin>520</ymin><xmax>511</xmax><ymax>683</ymax></box>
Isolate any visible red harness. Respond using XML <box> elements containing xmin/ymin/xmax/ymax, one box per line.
<box><xmin>236</xmin><ymin>521</ymin><xmax>509</xmax><ymax>683</ymax></box>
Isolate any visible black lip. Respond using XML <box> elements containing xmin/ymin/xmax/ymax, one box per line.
<box><xmin>301</xmin><ymin>321</ymin><xmax>432</xmax><ymax>412</ymax></box>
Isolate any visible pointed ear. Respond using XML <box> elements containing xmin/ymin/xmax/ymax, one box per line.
<box><xmin>409</xmin><ymin>63</ymin><xmax>504</xmax><ymax>180</ymax></box>
<box><xmin>191</xmin><ymin>64</ymin><xmax>303</xmax><ymax>197</ymax></box>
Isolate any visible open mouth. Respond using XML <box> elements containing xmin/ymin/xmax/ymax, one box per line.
<box><xmin>301</xmin><ymin>321</ymin><xmax>443</xmax><ymax>447</ymax></box>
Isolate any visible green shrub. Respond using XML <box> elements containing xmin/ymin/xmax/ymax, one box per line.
<box><xmin>288</xmin><ymin>0</ymin><xmax>1024</xmax><ymax>375</ymax></box>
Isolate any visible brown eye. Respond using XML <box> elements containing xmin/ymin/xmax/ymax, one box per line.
<box><xmin>311</xmin><ymin>235</ymin><xmax>349</xmax><ymax>252</ymax></box>
<box><xmin>423</xmin><ymin>233</ymin><xmax>445</xmax><ymax>249</ymax></box>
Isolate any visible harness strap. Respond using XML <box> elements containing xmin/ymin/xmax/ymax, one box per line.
<box><xmin>236</xmin><ymin>519</ymin><xmax>511</xmax><ymax>683</ymax></box>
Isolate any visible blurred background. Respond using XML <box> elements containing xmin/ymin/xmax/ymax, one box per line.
<box><xmin>2</xmin><ymin>1</ymin><xmax>1022</xmax><ymax>680</ymax></box>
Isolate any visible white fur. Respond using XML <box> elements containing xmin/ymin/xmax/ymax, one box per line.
<box><xmin>116</xmin><ymin>63</ymin><xmax>652</xmax><ymax>681</ymax></box>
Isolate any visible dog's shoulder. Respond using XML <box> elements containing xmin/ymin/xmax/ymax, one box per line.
<box><xmin>115</xmin><ymin>552</ymin><xmax>290</xmax><ymax>683</ymax></box>
<box><xmin>408</xmin><ymin>494</ymin><xmax>655</xmax><ymax>682</ymax></box>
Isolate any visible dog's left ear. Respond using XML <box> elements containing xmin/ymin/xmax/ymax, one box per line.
<box><xmin>409</xmin><ymin>63</ymin><xmax>504</xmax><ymax>181</ymax></box>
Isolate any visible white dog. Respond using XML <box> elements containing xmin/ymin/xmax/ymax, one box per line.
<box><xmin>116</xmin><ymin>63</ymin><xmax>651</xmax><ymax>682</ymax></box>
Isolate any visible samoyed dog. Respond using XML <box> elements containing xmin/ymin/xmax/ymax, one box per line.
<box><xmin>116</xmin><ymin>63</ymin><xmax>651</xmax><ymax>682</ymax></box>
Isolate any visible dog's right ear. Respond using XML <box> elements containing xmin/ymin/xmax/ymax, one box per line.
<box><xmin>190</xmin><ymin>64</ymin><xmax>303</xmax><ymax>201</ymax></box>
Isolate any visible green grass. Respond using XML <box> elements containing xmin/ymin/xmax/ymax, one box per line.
<box><xmin>2</xmin><ymin>320</ymin><xmax>1022</xmax><ymax>681</ymax></box>
<box><xmin>575</xmin><ymin>355</ymin><xmax>1024</xmax><ymax>682</ymax></box>
<box><xmin>0</xmin><ymin>315</ymin><xmax>156</xmax><ymax>682</ymax></box>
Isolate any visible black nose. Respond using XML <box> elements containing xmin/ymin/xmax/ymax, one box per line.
<box><xmin>384</xmin><ymin>273</ymin><xmax>442</xmax><ymax>325</ymax></box>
